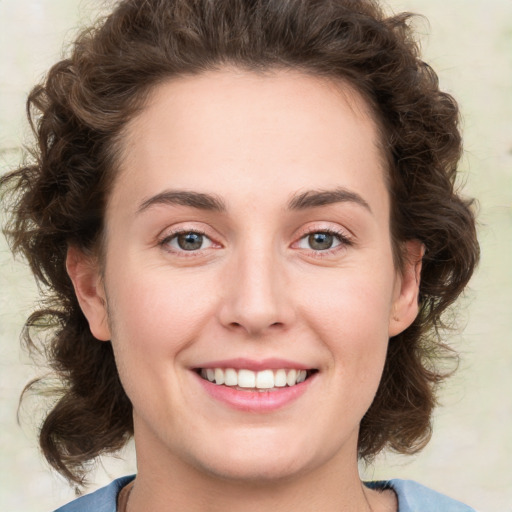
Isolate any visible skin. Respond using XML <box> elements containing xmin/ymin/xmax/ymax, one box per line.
<box><xmin>67</xmin><ymin>68</ymin><xmax>423</xmax><ymax>511</ymax></box>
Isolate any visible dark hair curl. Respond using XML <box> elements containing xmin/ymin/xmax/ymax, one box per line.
<box><xmin>0</xmin><ymin>0</ymin><xmax>479</xmax><ymax>486</ymax></box>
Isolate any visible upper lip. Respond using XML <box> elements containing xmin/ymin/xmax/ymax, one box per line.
<box><xmin>192</xmin><ymin>358</ymin><xmax>314</xmax><ymax>372</ymax></box>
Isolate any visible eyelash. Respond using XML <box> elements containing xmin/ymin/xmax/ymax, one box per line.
<box><xmin>158</xmin><ymin>227</ymin><xmax>353</xmax><ymax>257</ymax></box>
<box><xmin>295</xmin><ymin>227</ymin><xmax>353</xmax><ymax>257</ymax></box>
<box><xmin>158</xmin><ymin>228</ymin><xmax>216</xmax><ymax>257</ymax></box>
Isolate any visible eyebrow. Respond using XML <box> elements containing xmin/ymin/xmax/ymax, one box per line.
<box><xmin>136</xmin><ymin>187</ymin><xmax>371</xmax><ymax>215</ymax></box>
<box><xmin>287</xmin><ymin>188</ymin><xmax>372</xmax><ymax>213</ymax></box>
<box><xmin>137</xmin><ymin>190</ymin><xmax>226</xmax><ymax>213</ymax></box>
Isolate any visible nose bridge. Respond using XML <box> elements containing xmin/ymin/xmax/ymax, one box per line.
<box><xmin>219</xmin><ymin>234</ymin><xmax>290</xmax><ymax>335</ymax></box>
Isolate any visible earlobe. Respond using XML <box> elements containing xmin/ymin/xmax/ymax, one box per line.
<box><xmin>66</xmin><ymin>246</ymin><xmax>111</xmax><ymax>341</ymax></box>
<box><xmin>388</xmin><ymin>240</ymin><xmax>424</xmax><ymax>337</ymax></box>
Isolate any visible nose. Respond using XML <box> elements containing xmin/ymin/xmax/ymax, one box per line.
<box><xmin>218</xmin><ymin>244</ymin><xmax>294</xmax><ymax>336</ymax></box>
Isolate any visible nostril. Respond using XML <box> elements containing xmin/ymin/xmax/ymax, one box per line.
<box><xmin>228</xmin><ymin>321</ymin><xmax>284</xmax><ymax>332</ymax></box>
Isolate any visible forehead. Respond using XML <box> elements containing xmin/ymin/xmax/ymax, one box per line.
<box><xmin>112</xmin><ymin>68</ymin><xmax>388</xmax><ymax>214</ymax></box>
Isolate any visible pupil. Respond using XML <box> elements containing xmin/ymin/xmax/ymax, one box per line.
<box><xmin>309</xmin><ymin>233</ymin><xmax>333</xmax><ymax>250</ymax></box>
<box><xmin>178</xmin><ymin>232</ymin><xmax>203</xmax><ymax>250</ymax></box>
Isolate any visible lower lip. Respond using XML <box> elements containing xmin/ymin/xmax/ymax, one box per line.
<box><xmin>194</xmin><ymin>372</ymin><xmax>316</xmax><ymax>412</ymax></box>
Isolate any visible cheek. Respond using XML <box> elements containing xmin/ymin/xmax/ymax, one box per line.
<box><xmin>299</xmin><ymin>267</ymin><xmax>395</xmax><ymax>377</ymax></box>
<box><xmin>105</xmin><ymin>268</ymin><xmax>218</xmax><ymax>367</ymax></box>
<box><xmin>104</xmin><ymin>269</ymin><xmax>220</xmax><ymax>421</ymax></box>
<box><xmin>301</xmin><ymin>270</ymin><xmax>395</xmax><ymax>336</ymax></box>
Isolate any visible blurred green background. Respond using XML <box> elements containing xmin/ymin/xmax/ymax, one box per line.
<box><xmin>1</xmin><ymin>1</ymin><xmax>510</xmax><ymax>510</ymax></box>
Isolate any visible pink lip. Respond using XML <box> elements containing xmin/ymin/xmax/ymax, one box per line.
<box><xmin>194</xmin><ymin>358</ymin><xmax>312</xmax><ymax>372</ymax></box>
<box><xmin>193</xmin><ymin>370</ymin><xmax>317</xmax><ymax>413</ymax></box>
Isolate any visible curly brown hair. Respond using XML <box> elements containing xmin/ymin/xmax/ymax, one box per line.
<box><xmin>1</xmin><ymin>0</ymin><xmax>479</xmax><ymax>486</ymax></box>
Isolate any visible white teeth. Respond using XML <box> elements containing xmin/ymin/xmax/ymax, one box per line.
<box><xmin>238</xmin><ymin>369</ymin><xmax>256</xmax><ymax>388</ymax></box>
<box><xmin>256</xmin><ymin>369</ymin><xmax>274</xmax><ymax>389</ymax></box>
<box><xmin>200</xmin><ymin>367</ymin><xmax>311</xmax><ymax>389</ymax></box>
<box><xmin>224</xmin><ymin>368</ymin><xmax>238</xmax><ymax>386</ymax></box>
<box><xmin>296</xmin><ymin>370</ymin><xmax>307</xmax><ymax>383</ymax></box>
<box><xmin>274</xmin><ymin>369</ymin><xmax>287</xmax><ymax>387</ymax></box>
<box><xmin>214</xmin><ymin>368</ymin><xmax>225</xmax><ymax>385</ymax></box>
<box><xmin>286</xmin><ymin>369</ymin><xmax>297</xmax><ymax>387</ymax></box>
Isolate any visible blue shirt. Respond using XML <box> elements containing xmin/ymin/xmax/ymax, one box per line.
<box><xmin>54</xmin><ymin>475</ymin><xmax>476</xmax><ymax>511</ymax></box>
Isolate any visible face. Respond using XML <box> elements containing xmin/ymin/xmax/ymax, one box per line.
<box><xmin>69</xmin><ymin>69</ymin><xmax>421</xmax><ymax>484</ymax></box>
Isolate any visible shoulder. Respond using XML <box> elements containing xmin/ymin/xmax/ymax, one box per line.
<box><xmin>366</xmin><ymin>479</ymin><xmax>476</xmax><ymax>512</ymax></box>
<box><xmin>53</xmin><ymin>475</ymin><xmax>135</xmax><ymax>512</ymax></box>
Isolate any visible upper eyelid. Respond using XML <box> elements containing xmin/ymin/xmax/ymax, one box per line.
<box><xmin>158</xmin><ymin>222</ymin><xmax>218</xmax><ymax>240</ymax></box>
<box><xmin>294</xmin><ymin>223</ymin><xmax>354</xmax><ymax>241</ymax></box>
<box><xmin>161</xmin><ymin>226</ymin><xmax>209</xmax><ymax>237</ymax></box>
<box><xmin>299</xmin><ymin>227</ymin><xmax>350</xmax><ymax>237</ymax></box>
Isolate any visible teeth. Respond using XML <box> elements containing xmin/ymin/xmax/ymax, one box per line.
<box><xmin>238</xmin><ymin>369</ymin><xmax>256</xmax><ymax>388</ymax></box>
<box><xmin>214</xmin><ymin>368</ymin><xmax>225</xmax><ymax>385</ymax></box>
<box><xmin>255</xmin><ymin>369</ymin><xmax>274</xmax><ymax>389</ymax></box>
<box><xmin>274</xmin><ymin>369</ymin><xmax>287</xmax><ymax>387</ymax></box>
<box><xmin>200</xmin><ymin>368</ymin><xmax>311</xmax><ymax>389</ymax></box>
<box><xmin>286</xmin><ymin>369</ymin><xmax>297</xmax><ymax>387</ymax></box>
<box><xmin>224</xmin><ymin>368</ymin><xmax>238</xmax><ymax>386</ymax></box>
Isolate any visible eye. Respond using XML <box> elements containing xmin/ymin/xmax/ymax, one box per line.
<box><xmin>163</xmin><ymin>231</ymin><xmax>214</xmax><ymax>252</ymax></box>
<box><xmin>296</xmin><ymin>230</ymin><xmax>347</xmax><ymax>251</ymax></box>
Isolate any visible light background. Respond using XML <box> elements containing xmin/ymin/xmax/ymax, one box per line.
<box><xmin>0</xmin><ymin>1</ymin><xmax>510</xmax><ymax>510</ymax></box>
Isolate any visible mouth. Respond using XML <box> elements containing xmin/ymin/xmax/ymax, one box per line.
<box><xmin>195</xmin><ymin>367</ymin><xmax>319</xmax><ymax>392</ymax></box>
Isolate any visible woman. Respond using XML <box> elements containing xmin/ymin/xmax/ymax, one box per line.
<box><xmin>0</xmin><ymin>0</ymin><xmax>479</xmax><ymax>510</ymax></box>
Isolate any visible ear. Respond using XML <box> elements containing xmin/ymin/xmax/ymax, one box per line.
<box><xmin>66</xmin><ymin>245</ymin><xmax>111</xmax><ymax>341</ymax></box>
<box><xmin>388</xmin><ymin>240</ymin><xmax>424</xmax><ymax>337</ymax></box>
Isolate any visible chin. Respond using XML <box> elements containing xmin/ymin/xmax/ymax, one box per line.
<box><xmin>197</xmin><ymin>454</ymin><xmax>310</xmax><ymax>484</ymax></box>
<box><xmin>184</xmin><ymin>432</ymin><xmax>326</xmax><ymax>484</ymax></box>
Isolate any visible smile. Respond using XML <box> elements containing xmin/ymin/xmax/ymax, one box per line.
<box><xmin>198</xmin><ymin>368</ymin><xmax>316</xmax><ymax>391</ymax></box>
